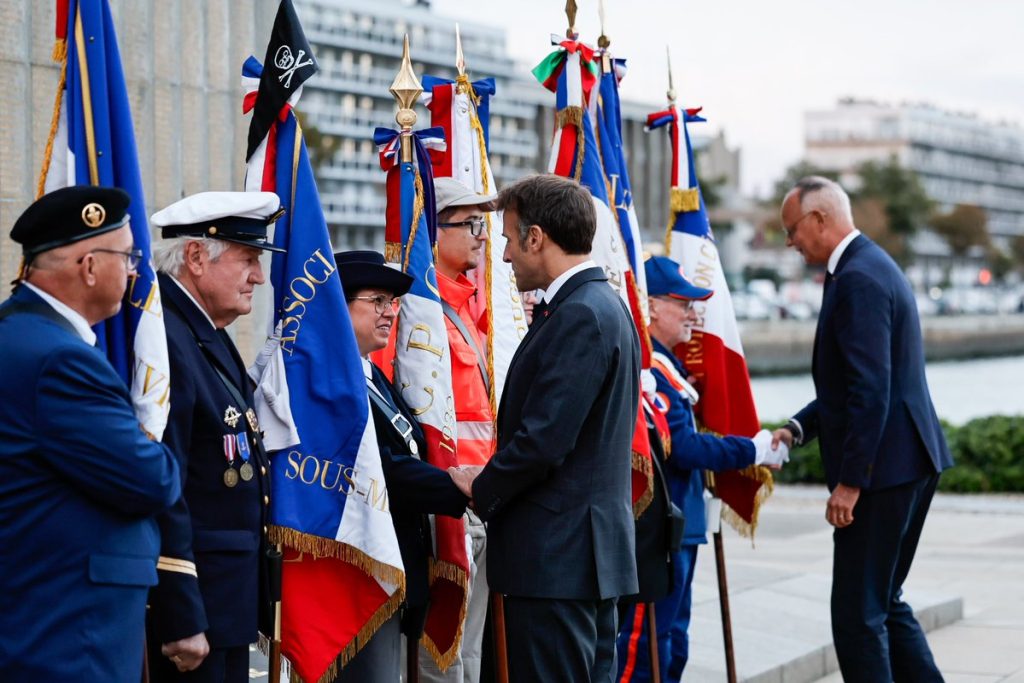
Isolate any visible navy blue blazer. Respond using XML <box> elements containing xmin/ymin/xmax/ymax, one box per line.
<box><xmin>367</xmin><ymin>363</ymin><xmax>468</xmax><ymax>637</ymax></box>
<box><xmin>794</xmin><ymin>235</ymin><xmax>953</xmax><ymax>491</ymax></box>
<box><xmin>0</xmin><ymin>286</ymin><xmax>180</xmax><ymax>682</ymax></box>
<box><xmin>147</xmin><ymin>274</ymin><xmax>272</xmax><ymax>650</ymax></box>
<box><xmin>473</xmin><ymin>266</ymin><xmax>641</xmax><ymax>600</ymax></box>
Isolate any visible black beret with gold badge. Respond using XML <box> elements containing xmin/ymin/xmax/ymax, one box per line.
<box><xmin>10</xmin><ymin>186</ymin><xmax>132</xmax><ymax>259</ymax></box>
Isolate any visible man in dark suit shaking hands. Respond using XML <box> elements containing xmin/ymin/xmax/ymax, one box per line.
<box><xmin>772</xmin><ymin>176</ymin><xmax>952</xmax><ymax>682</ymax></box>
<box><xmin>449</xmin><ymin>174</ymin><xmax>641</xmax><ymax>681</ymax></box>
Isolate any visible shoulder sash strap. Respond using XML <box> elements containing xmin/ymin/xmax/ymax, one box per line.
<box><xmin>440</xmin><ymin>300</ymin><xmax>491</xmax><ymax>394</ymax></box>
<box><xmin>365</xmin><ymin>378</ymin><xmax>421</xmax><ymax>458</ymax></box>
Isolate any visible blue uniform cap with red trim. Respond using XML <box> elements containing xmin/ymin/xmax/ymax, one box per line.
<box><xmin>644</xmin><ymin>255</ymin><xmax>713</xmax><ymax>301</ymax></box>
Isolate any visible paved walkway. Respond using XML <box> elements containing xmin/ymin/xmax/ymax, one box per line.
<box><xmin>685</xmin><ymin>485</ymin><xmax>1024</xmax><ymax>682</ymax></box>
<box><xmin>250</xmin><ymin>485</ymin><xmax>1024</xmax><ymax>681</ymax></box>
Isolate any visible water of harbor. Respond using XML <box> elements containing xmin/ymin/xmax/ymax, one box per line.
<box><xmin>750</xmin><ymin>355</ymin><xmax>1024</xmax><ymax>425</ymax></box>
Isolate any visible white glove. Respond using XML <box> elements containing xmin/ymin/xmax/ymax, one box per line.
<box><xmin>752</xmin><ymin>428</ymin><xmax>790</xmax><ymax>467</ymax></box>
<box><xmin>248</xmin><ymin>322</ymin><xmax>283</xmax><ymax>384</ymax></box>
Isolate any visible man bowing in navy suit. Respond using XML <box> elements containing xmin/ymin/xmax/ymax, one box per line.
<box><xmin>449</xmin><ymin>174</ymin><xmax>641</xmax><ymax>682</ymax></box>
<box><xmin>772</xmin><ymin>177</ymin><xmax>953</xmax><ymax>682</ymax></box>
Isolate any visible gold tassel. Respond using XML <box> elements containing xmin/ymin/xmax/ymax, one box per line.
<box><xmin>555</xmin><ymin>106</ymin><xmax>584</xmax><ymax>129</ymax></box>
<box><xmin>384</xmin><ymin>242</ymin><xmax>402</xmax><ymax>265</ymax></box>
<box><xmin>631</xmin><ymin>450</ymin><xmax>655</xmax><ymax>518</ymax></box>
<box><xmin>468</xmin><ymin>110</ymin><xmax>500</xmax><ymax>419</ymax></box>
<box><xmin>37</xmin><ymin>38</ymin><xmax>69</xmax><ymax>199</ymax></box>
<box><xmin>403</xmin><ymin>172</ymin><xmax>426</xmax><ymax>273</ymax></box>
<box><xmin>51</xmin><ymin>39</ymin><xmax>67</xmax><ymax>63</ymax></box>
<box><xmin>670</xmin><ymin>187</ymin><xmax>701</xmax><ymax>213</ymax></box>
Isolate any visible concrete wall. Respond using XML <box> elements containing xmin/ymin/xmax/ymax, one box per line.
<box><xmin>0</xmin><ymin>0</ymin><xmax>278</xmax><ymax>358</ymax></box>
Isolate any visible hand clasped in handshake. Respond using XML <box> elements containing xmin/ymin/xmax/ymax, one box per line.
<box><xmin>447</xmin><ymin>464</ymin><xmax>483</xmax><ymax>502</ymax></box>
<box><xmin>752</xmin><ymin>429</ymin><xmax>790</xmax><ymax>469</ymax></box>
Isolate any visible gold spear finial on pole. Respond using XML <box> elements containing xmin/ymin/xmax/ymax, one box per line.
<box><xmin>455</xmin><ymin>23</ymin><xmax>466</xmax><ymax>78</ymax></box>
<box><xmin>565</xmin><ymin>0</ymin><xmax>578</xmax><ymax>39</ymax></box>
<box><xmin>597</xmin><ymin>0</ymin><xmax>611</xmax><ymax>72</ymax></box>
<box><xmin>389</xmin><ymin>34</ymin><xmax>422</xmax><ymax>163</ymax></box>
<box><xmin>666</xmin><ymin>45</ymin><xmax>677</xmax><ymax>105</ymax></box>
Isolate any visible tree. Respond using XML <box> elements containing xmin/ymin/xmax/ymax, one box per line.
<box><xmin>295</xmin><ymin>111</ymin><xmax>340</xmax><ymax>172</ymax></box>
<box><xmin>853</xmin><ymin>156</ymin><xmax>933</xmax><ymax>265</ymax></box>
<box><xmin>931</xmin><ymin>204</ymin><xmax>989</xmax><ymax>257</ymax></box>
<box><xmin>1011</xmin><ymin>235</ymin><xmax>1024</xmax><ymax>272</ymax></box>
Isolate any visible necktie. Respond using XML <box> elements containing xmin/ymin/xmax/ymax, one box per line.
<box><xmin>530</xmin><ymin>300</ymin><xmax>550</xmax><ymax>327</ymax></box>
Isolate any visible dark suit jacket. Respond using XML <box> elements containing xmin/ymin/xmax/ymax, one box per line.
<box><xmin>0</xmin><ymin>286</ymin><xmax>180</xmax><ymax>682</ymax></box>
<box><xmin>473</xmin><ymin>266</ymin><xmax>641</xmax><ymax>600</ymax></box>
<box><xmin>148</xmin><ymin>274</ymin><xmax>272</xmax><ymax>649</ymax></box>
<box><xmin>795</xmin><ymin>235</ymin><xmax>953</xmax><ymax>491</ymax></box>
<box><xmin>367</xmin><ymin>363</ymin><xmax>468</xmax><ymax>638</ymax></box>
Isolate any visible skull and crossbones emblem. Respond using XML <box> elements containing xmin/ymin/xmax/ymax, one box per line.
<box><xmin>275</xmin><ymin>45</ymin><xmax>314</xmax><ymax>89</ymax></box>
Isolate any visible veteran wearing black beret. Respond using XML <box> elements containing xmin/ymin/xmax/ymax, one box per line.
<box><xmin>146</xmin><ymin>191</ymin><xmax>283</xmax><ymax>682</ymax></box>
<box><xmin>0</xmin><ymin>186</ymin><xmax>181</xmax><ymax>681</ymax></box>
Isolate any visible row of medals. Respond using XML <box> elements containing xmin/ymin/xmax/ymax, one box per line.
<box><xmin>224</xmin><ymin>457</ymin><xmax>254</xmax><ymax>488</ymax></box>
<box><xmin>224</xmin><ymin>405</ymin><xmax>258</xmax><ymax>488</ymax></box>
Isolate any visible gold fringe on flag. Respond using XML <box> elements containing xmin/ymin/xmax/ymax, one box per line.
<box><xmin>720</xmin><ymin>465</ymin><xmax>775</xmax><ymax>541</ymax></box>
<box><xmin>267</xmin><ymin>525</ymin><xmax>406</xmax><ymax>590</ymax></box>
<box><xmin>670</xmin><ymin>187</ymin><xmax>701</xmax><ymax>213</ymax></box>
<box><xmin>631</xmin><ymin>449</ymin><xmax>654</xmax><ymax>518</ymax></box>
<box><xmin>420</xmin><ymin>557</ymin><xmax>470</xmax><ymax>672</ymax></box>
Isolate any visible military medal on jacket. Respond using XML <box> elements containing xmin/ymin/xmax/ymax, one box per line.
<box><xmin>223</xmin><ymin>434</ymin><xmax>239</xmax><ymax>487</ymax></box>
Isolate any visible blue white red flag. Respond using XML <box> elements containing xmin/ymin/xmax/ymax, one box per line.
<box><xmin>647</xmin><ymin>104</ymin><xmax>771</xmax><ymax>534</ymax></box>
<box><xmin>242</xmin><ymin>5</ymin><xmax>403</xmax><ymax>679</ymax></box>
<box><xmin>423</xmin><ymin>74</ymin><xmax>527</xmax><ymax>409</ymax></box>
<box><xmin>40</xmin><ymin>0</ymin><xmax>169</xmax><ymax>439</ymax></box>
<box><xmin>374</xmin><ymin>120</ymin><xmax>469</xmax><ymax>670</ymax></box>
<box><xmin>535</xmin><ymin>36</ymin><xmax>654</xmax><ymax>516</ymax></box>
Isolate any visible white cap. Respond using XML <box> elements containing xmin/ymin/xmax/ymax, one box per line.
<box><xmin>152</xmin><ymin>191</ymin><xmax>285</xmax><ymax>253</ymax></box>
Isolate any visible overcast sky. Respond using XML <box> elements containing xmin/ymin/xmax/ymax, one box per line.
<box><xmin>431</xmin><ymin>0</ymin><xmax>1024</xmax><ymax>198</ymax></box>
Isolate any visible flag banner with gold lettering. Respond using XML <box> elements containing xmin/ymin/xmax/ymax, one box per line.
<box><xmin>536</xmin><ymin>36</ymin><xmax>654</xmax><ymax>517</ymax></box>
<box><xmin>422</xmin><ymin>74</ymin><xmax>527</xmax><ymax>411</ymax></box>
<box><xmin>39</xmin><ymin>0</ymin><xmax>169</xmax><ymax>438</ymax></box>
<box><xmin>375</xmin><ymin>124</ymin><xmax>470</xmax><ymax>671</ymax></box>
<box><xmin>647</xmin><ymin>104</ymin><xmax>772</xmax><ymax>535</ymax></box>
<box><xmin>242</xmin><ymin>18</ymin><xmax>404</xmax><ymax>681</ymax></box>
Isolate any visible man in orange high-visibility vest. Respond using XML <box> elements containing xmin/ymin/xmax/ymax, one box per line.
<box><xmin>418</xmin><ymin>177</ymin><xmax>499</xmax><ymax>683</ymax></box>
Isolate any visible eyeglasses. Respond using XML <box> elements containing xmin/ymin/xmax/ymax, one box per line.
<box><xmin>783</xmin><ymin>210</ymin><xmax>824</xmax><ymax>240</ymax></box>
<box><xmin>438</xmin><ymin>217</ymin><xmax>487</xmax><ymax>237</ymax></box>
<box><xmin>349</xmin><ymin>294</ymin><xmax>400</xmax><ymax>315</ymax></box>
<box><xmin>655</xmin><ymin>296</ymin><xmax>695</xmax><ymax>312</ymax></box>
<box><xmin>78</xmin><ymin>248</ymin><xmax>143</xmax><ymax>270</ymax></box>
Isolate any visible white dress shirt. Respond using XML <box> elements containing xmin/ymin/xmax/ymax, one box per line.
<box><xmin>22</xmin><ymin>282</ymin><xmax>96</xmax><ymax>345</ymax></box>
<box><xmin>541</xmin><ymin>259</ymin><xmax>597</xmax><ymax>304</ymax></box>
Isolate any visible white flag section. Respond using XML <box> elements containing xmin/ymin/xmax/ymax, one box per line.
<box><xmin>425</xmin><ymin>80</ymin><xmax>527</xmax><ymax>405</ymax></box>
<box><xmin>547</xmin><ymin>49</ymin><xmax>633</xmax><ymax>309</ymax></box>
<box><xmin>40</xmin><ymin>2</ymin><xmax>169</xmax><ymax>439</ymax></box>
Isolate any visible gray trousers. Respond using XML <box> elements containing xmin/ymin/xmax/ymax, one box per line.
<box><xmin>418</xmin><ymin>510</ymin><xmax>489</xmax><ymax>683</ymax></box>
<box><xmin>339</xmin><ymin>611</ymin><xmax>401</xmax><ymax>683</ymax></box>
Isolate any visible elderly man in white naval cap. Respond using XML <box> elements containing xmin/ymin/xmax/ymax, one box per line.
<box><xmin>146</xmin><ymin>191</ymin><xmax>284</xmax><ymax>683</ymax></box>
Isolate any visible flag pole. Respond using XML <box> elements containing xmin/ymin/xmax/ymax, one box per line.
<box><xmin>267</xmin><ymin>544</ymin><xmax>283</xmax><ymax>683</ymax></box>
<box><xmin>664</xmin><ymin>49</ymin><xmax>738</xmax><ymax>682</ymax></box>
<box><xmin>388</xmin><ymin>36</ymin><xmax>424</xmax><ymax>683</ymax></box>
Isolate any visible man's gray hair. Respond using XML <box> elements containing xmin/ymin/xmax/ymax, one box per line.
<box><xmin>791</xmin><ymin>176</ymin><xmax>854</xmax><ymax>223</ymax></box>
<box><xmin>152</xmin><ymin>237</ymin><xmax>229</xmax><ymax>276</ymax></box>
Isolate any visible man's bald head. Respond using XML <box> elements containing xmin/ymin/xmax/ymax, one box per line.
<box><xmin>780</xmin><ymin>176</ymin><xmax>857</xmax><ymax>265</ymax></box>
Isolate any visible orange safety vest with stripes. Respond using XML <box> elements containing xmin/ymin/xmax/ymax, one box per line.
<box><xmin>438</xmin><ymin>271</ymin><xmax>496</xmax><ymax>467</ymax></box>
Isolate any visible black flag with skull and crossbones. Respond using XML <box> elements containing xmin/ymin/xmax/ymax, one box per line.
<box><xmin>246</xmin><ymin>0</ymin><xmax>318</xmax><ymax>161</ymax></box>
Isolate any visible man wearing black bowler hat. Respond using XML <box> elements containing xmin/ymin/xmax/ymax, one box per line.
<box><xmin>146</xmin><ymin>191</ymin><xmax>285</xmax><ymax>682</ymax></box>
<box><xmin>0</xmin><ymin>186</ymin><xmax>181</xmax><ymax>682</ymax></box>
